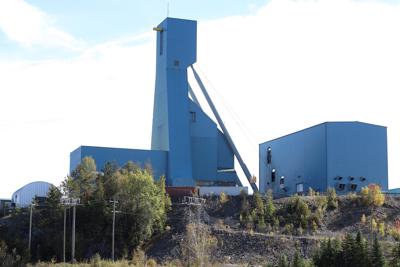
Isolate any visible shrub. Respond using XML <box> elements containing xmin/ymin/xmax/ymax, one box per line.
<box><xmin>285</xmin><ymin>196</ymin><xmax>311</xmax><ymax>229</ymax></box>
<box><xmin>308</xmin><ymin>188</ymin><xmax>315</xmax><ymax>197</ymax></box>
<box><xmin>0</xmin><ymin>240</ymin><xmax>23</xmax><ymax>267</ymax></box>
<box><xmin>146</xmin><ymin>258</ymin><xmax>157</xmax><ymax>267</ymax></box>
<box><xmin>390</xmin><ymin>220</ymin><xmax>400</xmax><ymax>241</ymax></box>
<box><xmin>372</xmin><ymin>218</ymin><xmax>378</xmax><ymax>232</ymax></box>
<box><xmin>361</xmin><ymin>184</ymin><xmax>385</xmax><ymax>207</ymax></box>
<box><xmin>283</xmin><ymin>223</ymin><xmax>294</xmax><ymax>235</ymax></box>
<box><xmin>378</xmin><ymin>222</ymin><xmax>385</xmax><ymax>237</ymax></box>
<box><xmin>131</xmin><ymin>248</ymin><xmax>146</xmax><ymax>267</ymax></box>
<box><xmin>219</xmin><ymin>191</ymin><xmax>229</xmax><ymax>205</ymax></box>
<box><xmin>327</xmin><ymin>187</ymin><xmax>338</xmax><ymax>210</ymax></box>
<box><xmin>311</xmin><ymin>220</ymin><xmax>318</xmax><ymax>233</ymax></box>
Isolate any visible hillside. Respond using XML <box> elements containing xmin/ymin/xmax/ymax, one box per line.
<box><xmin>146</xmin><ymin>193</ymin><xmax>400</xmax><ymax>265</ymax></box>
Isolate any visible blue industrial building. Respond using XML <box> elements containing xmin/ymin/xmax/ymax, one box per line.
<box><xmin>259</xmin><ymin>122</ymin><xmax>388</xmax><ymax>196</ymax></box>
<box><xmin>70</xmin><ymin>18</ymin><xmax>255</xmax><ymax>191</ymax></box>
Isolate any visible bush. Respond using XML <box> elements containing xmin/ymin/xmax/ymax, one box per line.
<box><xmin>0</xmin><ymin>240</ymin><xmax>23</xmax><ymax>267</ymax></box>
<box><xmin>361</xmin><ymin>184</ymin><xmax>385</xmax><ymax>207</ymax></box>
<box><xmin>219</xmin><ymin>192</ymin><xmax>229</xmax><ymax>205</ymax></box>
<box><xmin>326</xmin><ymin>187</ymin><xmax>338</xmax><ymax>210</ymax></box>
<box><xmin>146</xmin><ymin>258</ymin><xmax>157</xmax><ymax>267</ymax></box>
<box><xmin>285</xmin><ymin>196</ymin><xmax>310</xmax><ymax>229</ymax></box>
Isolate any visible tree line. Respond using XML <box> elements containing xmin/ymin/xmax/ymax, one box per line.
<box><xmin>0</xmin><ymin>157</ymin><xmax>171</xmax><ymax>265</ymax></box>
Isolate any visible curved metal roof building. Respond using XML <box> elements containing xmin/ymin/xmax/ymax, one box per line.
<box><xmin>11</xmin><ymin>181</ymin><xmax>53</xmax><ymax>208</ymax></box>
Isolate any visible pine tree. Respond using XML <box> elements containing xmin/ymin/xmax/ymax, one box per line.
<box><xmin>371</xmin><ymin>235</ymin><xmax>386</xmax><ymax>267</ymax></box>
<box><xmin>292</xmin><ymin>249</ymin><xmax>305</xmax><ymax>267</ymax></box>
<box><xmin>278</xmin><ymin>254</ymin><xmax>290</xmax><ymax>267</ymax></box>
<box><xmin>354</xmin><ymin>231</ymin><xmax>370</xmax><ymax>267</ymax></box>
<box><xmin>390</xmin><ymin>242</ymin><xmax>400</xmax><ymax>267</ymax></box>
<box><xmin>342</xmin><ymin>233</ymin><xmax>356</xmax><ymax>267</ymax></box>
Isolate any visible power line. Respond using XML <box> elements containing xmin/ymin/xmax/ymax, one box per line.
<box><xmin>194</xmin><ymin>65</ymin><xmax>259</xmax><ymax>150</ymax></box>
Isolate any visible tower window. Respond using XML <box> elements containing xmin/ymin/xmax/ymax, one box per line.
<box><xmin>190</xmin><ymin>111</ymin><xmax>196</xmax><ymax>122</ymax></box>
<box><xmin>350</xmin><ymin>184</ymin><xmax>357</xmax><ymax>191</ymax></box>
<box><xmin>267</xmin><ymin>147</ymin><xmax>272</xmax><ymax>164</ymax></box>
<box><xmin>159</xmin><ymin>31</ymin><xmax>164</xmax><ymax>55</ymax></box>
<box><xmin>337</xmin><ymin>183</ymin><xmax>346</xmax><ymax>191</ymax></box>
<box><xmin>271</xmin><ymin>169</ymin><xmax>276</xmax><ymax>182</ymax></box>
<box><xmin>280</xmin><ymin>176</ymin><xmax>285</xmax><ymax>189</ymax></box>
<box><xmin>360</xmin><ymin>177</ymin><xmax>366</xmax><ymax>182</ymax></box>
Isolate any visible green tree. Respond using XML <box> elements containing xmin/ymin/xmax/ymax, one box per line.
<box><xmin>326</xmin><ymin>187</ymin><xmax>338</xmax><ymax>210</ymax></box>
<box><xmin>342</xmin><ymin>233</ymin><xmax>356</xmax><ymax>267</ymax></box>
<box><xmin>354</xmin><ymin>231</ymin><xmax>370</xmax><ymax>267</ymax></box>
<box><xmin>390</xmin><ymin>242</ymin><xmax>400</xmax><ymax>267</ymax></box>
<box><xmin>292</xmin><ymin>249</ymin><xmax>305</xmax><ymax>267</ymax></box>
<box><xmin>278</xmin><ymin>254</ymin><xmax>290</xmax><ymax>267</ymax></box>
<box><xmin>265</xmin><ymin>190</ymin><xmax>276</xmax><ymax>222</ymax></box>
<box><xmin>286</xmin><ymin>195</ymin><xmax>310</xmax><ymax>229</ymax></box>
<box><xmin>371</xmin><ymin>235</ymin><xmax>386</xmax><ymax>267</ymax></box>
<box><xmin>313</xmin><ymin>238</ymin><xmax>342</xmax><ymax>267</ymax></box>
<box><xmin>45</xmin><ymin>185</ymin><xmax>61</xmax><ymax>209</ymax></box>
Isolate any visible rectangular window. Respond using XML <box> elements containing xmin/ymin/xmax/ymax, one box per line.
<box><xmin>267</xmin><ymin>147</ymin><xmax>272</xmax><ymax>164</ymax></box>
<box><xmin>190</xmin><ymin>111</ymin><xmax>196</xmax><ymax>122</ymax></box>
<box><xmin>271</xmin><ymin>169</ymin><xmax>276</xmax><ymax>183</ymax></box>
<box><xmin>296</xmin><ymin>183</ymin><xmax>304</xmax><ymax>193</ymax></box>
<box><xmin>338</xmin><ymin>183</ymin><xmax>346</xmax><ymax>191</ymax></box>
<box><xmin>159</xmin><ymin>31</ymin><xmax>163</xmax><ymax>55</ymax></box>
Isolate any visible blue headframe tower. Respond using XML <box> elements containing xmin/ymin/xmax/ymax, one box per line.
<box><xmin>151</xmin><ymin>18</ymin><xmax>242</xmax><ymax>187</ymax></box>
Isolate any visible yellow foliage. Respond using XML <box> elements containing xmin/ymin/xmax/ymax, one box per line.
<box><xmin>372</xmin><ymin>218</ymin><xmax>378</xmax><ymax>232</ymax></box>
<box><xmin>378</xmin><ymin>222</ymin><xmax>385</xmax><ymax>236</ymax></box>
<box><xmin>360</xmin><ymin>184</ymin><xmax>385</xmax><ymax>207</ymax></box>
<box><xmin>219</xmin><ymin>191</ymin><xmax>229</xmax><ymax>205</ymax></box>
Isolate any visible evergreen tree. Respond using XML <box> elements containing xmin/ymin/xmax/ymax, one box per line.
<box><xmin>390</xmin><ymin>242</ymin><xmax>400</xmax><ymax>267</ymax></box>
<box><xmin>292</xmin><ymin>249</ymin><xmax>305</xmax><ymax>267</ymax></box>
<box><xmin>371</xmin><ymin>235</ymin><xmax>386</xmax><ymax>267</ymax></box>
<box><xmin>354</xmin><ymin>231</ymin><xmax>371</xmax><ymax>267</ymax></box>
<box><xmin>45</xmin><ymin>185</ymin><xmax>61</xmax><ymax>208</ymax></box>
<box><xmin>278</xmin><ymin>254</ymin><xmax>290</xmax><ymax>267</ymax></box>
<box><xmin>342</xmin><ymin>233</ymin><xmax>356</xmax><ymax>267</ymax></box>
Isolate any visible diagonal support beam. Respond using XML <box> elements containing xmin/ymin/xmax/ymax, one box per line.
<box><xmin>190</xmin><ymin>65</ymin><xmax>258</xmax><ymax>192</ymax></box>
<box><xmin>188</xmin><ymin>84</ymin><xmax>201</xmax><ymax>108</ymax></box>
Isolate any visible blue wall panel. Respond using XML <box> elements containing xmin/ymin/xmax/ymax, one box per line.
<box><xmin>259</xmin><ymin>124</ymin><xmax>327</xmax><ymax>195</ymax></box>
<box><xmin>70</xmin><ymin>146</ymin><xmax>168</xmax><ymax>181</ymax></box>
<box><xmin>259</xmin><ymin>122</ymin><xmax>388</xmax><ymax>196</ymax></box>
<box><xmin>326</xmin><ymin>122</ymin><xmax>388</xmax><ymax>191</ymax></box>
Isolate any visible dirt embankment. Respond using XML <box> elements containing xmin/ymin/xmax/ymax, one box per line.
<box><xmin>146</xmin><ymin>195</ymin><xmax>400</xmax><ymax>264</ymax></box>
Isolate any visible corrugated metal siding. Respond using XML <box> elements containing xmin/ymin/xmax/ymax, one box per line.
<box><xmin>11</xmin><ymin>181</ymin><xmax>52</xmax><ymax>208</ymax></box>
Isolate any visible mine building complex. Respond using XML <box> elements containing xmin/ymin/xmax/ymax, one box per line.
<box><xmin>70</xmin><ymin>18</ymin><xmax>389</xmax><ymax>197</ymax></box>
<box><xmin>259</xmin><ymin>122</ymin><xmax>388</xmax><ymax>196</ymax></box>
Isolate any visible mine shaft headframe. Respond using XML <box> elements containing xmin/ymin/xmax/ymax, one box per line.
<box><xmin>190</xmin><ymin>65</ymin><xmax>258</xmax><ymax>192</ymax></box>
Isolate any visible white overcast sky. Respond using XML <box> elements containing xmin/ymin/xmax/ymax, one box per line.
<box><xmin>0</xmin><ymin>0</ymin><xmax>399</xmax><ymax>198</ymax></box>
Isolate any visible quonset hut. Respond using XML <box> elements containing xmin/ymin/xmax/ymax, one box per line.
<box><xmin>11</xmin><ymin>181</ymin><xmax>53</xmax><ymax>208</ymax></box>
<box><xmin>259</xmin><ymin>122</ymin><xmax>388</xmax><ymax>196</ymax></box>
<box><xmin>70</xmin><ymin>18</ymin><xmax>254</xmax><ymax>194</ymax></box>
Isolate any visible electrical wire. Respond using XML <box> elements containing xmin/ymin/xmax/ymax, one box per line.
<box><xmin>193</xmin><ymin>64</ymin><xmax>259</xmax><ymax>151</ymax></box>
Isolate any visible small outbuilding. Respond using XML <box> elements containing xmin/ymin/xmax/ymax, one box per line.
<box><xmin>11</xmin><ymin>181</ymin><xmax>53</xmax><ymax>208</ymax></box>
<box><xmin>259</xmin><ymin>121</ymin><xmax>388</xmax><ymax>196</ymax></box>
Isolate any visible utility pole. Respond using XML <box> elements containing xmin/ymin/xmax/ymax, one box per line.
<box><xmin>63</xmin><ymin>206</ymin><xmax>66</xmax><ymax>263</ymax></box>
<box><xmin>72</xmin><ymin>203</ymin><xmax>76</xmax><ymax>262</ymax></box>
<box><xmin>28</xmin><ymin>203</ymin><xmax>35</xmax><ymax>255</ymax></box>
<box><xmin>110</xmin><ymin>199</ymin><xmax>119</xmax><ymax>261</ymax></box>
<box><xmin>61</xmin><ymin>197</ymin><xmax>80</xmax><ymax>263</ymax></box>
